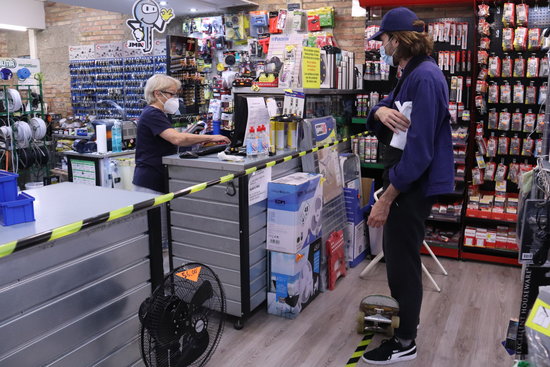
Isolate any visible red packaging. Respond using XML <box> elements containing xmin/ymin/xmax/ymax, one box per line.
<box><xmin>488</xmin><ymin>55</ymin><xmax>501</xmax><ymax>77</ymax></box>
<box><xmin>502</xmin><ymin>28</ymin><xmax>514</xmax><ymax>51</ymax></box>
<box><xmin>502</xmin><ymin>55</ymin><xmax>513</xmax><ymax>77</ymax></box>
<box><xmin>498</xmin><ymin>136</ymin><xmax>510</xmax><ymax>155</ymax></box>
<box><xmin>502</xmin><ymin>3</ymin><xmax>515</xmax><ymax>27</ymax></box>
<box><xmin>512</xmin><ymin>111</ymin><xmax>523</xmax><ymax>131</ymax></box>
<box><xmin>522</xmin><ymin>138</ymin><xmax>534</xmax><ymax>156</ymax></box>
<box><xmin>307</xmin><ymin>15</ymin><xmax>321</xmax><ymax>32</ymax></box>
<box><xmin>516</xmin><ymin>4</ymin><xmax>529</xmax><ymax>27</ymax></box>
<box><xmin>485</xmin><ymin>162</ymin><xmax>497</xmax><ymax>181</ymax></box>
<box><xmin>514</xmin><ymin>27</ymin><xmax>528</xmax><ymax>51</ymax></box>
<box><xmin>513</xmin><ymin>56</ymin><xmax>526</xmax><ymax>77</ymax></box>
<box><xmin>528</xmin><ymin>28</ymin><xmax>541</xmax><ymax>51</ymax></box>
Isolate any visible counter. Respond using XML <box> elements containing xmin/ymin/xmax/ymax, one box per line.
<box><xmin>163</xmin><ymin>150</ymin><xmax>301</xmax><ymax>327</ymax></box>
<box><xmin>0</xmin><ymin>183</ymin><xmax>161</xmax><ymax>366</ymax></box>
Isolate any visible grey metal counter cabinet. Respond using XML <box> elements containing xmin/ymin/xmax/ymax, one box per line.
<box><xmin>163</xmin><ymin>150</ymin><xmax>300</xmax><ymax>328</ymax></box>
<box><xmin>0</xmin><ymin>183</ymin><xmax>162</xmax><ymax>367</ymax></box>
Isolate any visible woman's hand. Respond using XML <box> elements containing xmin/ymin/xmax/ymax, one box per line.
<box><xmin>375</xmin><ymin>106</ymin><xmax>410</xmax><ymax>133</ymax></box>
<box><xmin>209</xmin><ymin>135</ymin><xmax>231</xmax><ymax>144</ymax></box>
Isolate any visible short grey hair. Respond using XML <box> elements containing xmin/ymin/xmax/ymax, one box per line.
<box><xmin>144</xmin><ymin>74</ymin><xmax>181</xmax><ymax>104</ymax></box>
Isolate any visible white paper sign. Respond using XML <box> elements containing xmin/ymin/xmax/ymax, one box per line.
<box><xmin>244</xmin><ymin>97</ymin><xmax>271</xmax><ymax>143</ymax></box>
<box><xmin>248</xmin><ymin>167</ymin><xmax>272</xmax><ymax>205</ymax></box>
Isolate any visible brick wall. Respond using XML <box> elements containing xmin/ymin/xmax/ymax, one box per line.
<box><xmin>35</xmin><ymin>1</ymin><xmax>133</xmax><ymax>115</ymax></box>
<box><xmin>0</xmin><ymin>32</ymin><xmax>7</xmax><ymax>57</ymax></box>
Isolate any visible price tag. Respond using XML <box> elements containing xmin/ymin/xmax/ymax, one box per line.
<box><xmin>526</xmin><ymin>298</ymin><xmax>550</xmax><ymax>337</ymax></box>
<box><xmin>175</xmin><ymin>266</ymin><xmax>202</xmax><ymax>282</ymax></box>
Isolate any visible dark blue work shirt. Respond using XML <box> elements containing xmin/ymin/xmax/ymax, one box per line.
<box><xmin>132</xmin><ymin>105</ymin><xmax>176</xmax><ymax>193</ymax></box>
<box><xmin>367</xmin><ymin>56</ymin><xmax>454</xmax><ymax>197</ymax></box>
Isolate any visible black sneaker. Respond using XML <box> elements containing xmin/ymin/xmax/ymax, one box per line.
<box><xmin>362</xmin><ymin>337</ymin><xmax>417</xmax><ymax>365</ymax></box>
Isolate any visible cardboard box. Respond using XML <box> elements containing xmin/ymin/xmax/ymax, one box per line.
<box><xmin>464</xmin><ymin>226</ymin><xmax>476</xmax><ymax>247</ymax></box>
<box><xmin>267</xmin><ymin>173</ymin><xmax>323</xmax><ymax>253</ymax></box>
<box><xmin>267</xmin><ymin>239</ymin><xmax>321</xmax><ymax>318</ymax></box>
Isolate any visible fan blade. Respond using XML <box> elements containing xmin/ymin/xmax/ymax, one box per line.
<box><xmin>191</xmin><ymin>280</ymin><xmax>213</xmax><ymax>307</ymax></box>
<box><xmin>176</xmin><ymin>331</ymin><xmax>210</xmax><ymax>367</ymax></box>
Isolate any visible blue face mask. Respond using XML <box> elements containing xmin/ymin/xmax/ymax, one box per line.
<box><xmin>380</xmin><ymin>38</ymin><xmax>396</xmax><ymax>67</ymax></box>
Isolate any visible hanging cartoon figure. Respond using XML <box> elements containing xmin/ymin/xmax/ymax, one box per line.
<box><xmin>127</xmin><ymin>0</ymin><xmax>174</xmax><ymax>53</ymax></box>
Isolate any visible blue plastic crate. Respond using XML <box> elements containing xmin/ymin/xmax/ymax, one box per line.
<box><xmin>0</xmin><ymin>192</ymin><xmax>35</xmax><ymax>226</ymax></box>
<box><xmin>0</xmin><ymin>171</ymin><xmax>18</xmax><ymax>202</ymax></box>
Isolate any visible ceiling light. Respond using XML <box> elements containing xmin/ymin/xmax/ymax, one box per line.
<box><xmin>159</xmin><ymin>1</ymin><xmax>167</xmax><ymax>5</ymax></box>
<box><xmin>0</xmin><ymin>24</ymin><xmax>27</xmax><ymax>32</ymax></box>
<box><xmin>190</xmin><ymin>8</ymin><xmax>198</xmax><ymax>12</ymax></box>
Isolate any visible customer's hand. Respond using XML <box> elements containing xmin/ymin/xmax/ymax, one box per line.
<box><xmin>209</xmin><ymin>135</ymin><xmax>231</xmax><ymax>144</ymax></box>
<box><xmin>367</xmin><ymin>200</ymin><xmax>391</xmax><ymax>228</ymax></box>
<box><xmin>375</xmin><ymin>107</ymin><xmax>410</xmax><ymax>133</ymax></box>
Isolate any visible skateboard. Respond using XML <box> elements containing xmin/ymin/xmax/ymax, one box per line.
<box><xmin>357</xmin><ymin>294</ymin><xmax>400</xmax><ymax>335</ymax></box>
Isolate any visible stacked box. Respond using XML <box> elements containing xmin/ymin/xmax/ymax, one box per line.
<box><xmin>343</xmin><ymin>187</ymin><xmax>368</xmax><ymax>267</ymax></box>
<box><xmin>267</xmin><ymin>238</ymin><xmax>321</xmax><ymax>318</ymax></box>
<box><xmin>267</xmin><ymin>173</ymin><xmax>323</xmax><ymax>254</ymax></box>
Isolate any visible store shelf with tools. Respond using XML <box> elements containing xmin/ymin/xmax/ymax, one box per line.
<box><xmin>463</xmin><ymin>1</ymin><xmax>550</xmax><ymax>265</ymax></box>
<box><xmin>0</xmin><ymin>81</ymin><xmax>50</xmax><ymax>188</ymax></box>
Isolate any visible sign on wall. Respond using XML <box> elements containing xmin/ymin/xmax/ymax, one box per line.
<box><xmin>126</xmin><ymin>0</ymin><xmax>174</xmax><ymax>54</ymax></box>
<box><xmin>0</xmin><ymin>58</ymin><xmax>41</xmax><ymax>85</ymax></box>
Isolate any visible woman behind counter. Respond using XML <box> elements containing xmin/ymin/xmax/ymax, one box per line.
<box><xmin>133</xmin><ymin>74</ymin><xmax>230</xmax><ymax>194</ymax></box>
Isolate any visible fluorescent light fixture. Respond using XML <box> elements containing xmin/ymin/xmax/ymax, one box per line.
<box><xmin>190</xmin><ymin>8</ymin><xmax>198</xmax><ymax>12</ymax></box>
<box><xmin>159</xmin><ymin>1</ymin><xmax>167</xmax><ymax>5</ymax></box>
<box><xmin>0</xmin><ymin>24</ymin><xmax>27</xmax><ymax>32</ymax></box>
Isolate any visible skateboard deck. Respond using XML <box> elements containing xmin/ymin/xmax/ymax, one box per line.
<box><xmin>357</xmin><ymin>294</ymin><xmax>400</xmax><ymax>334</ymax></box>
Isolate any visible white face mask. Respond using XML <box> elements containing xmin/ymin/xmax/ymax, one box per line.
<box><xmin>160</xmin><ymin>92</ymin><xmax>180</xmax><ymax>114</ymax></box>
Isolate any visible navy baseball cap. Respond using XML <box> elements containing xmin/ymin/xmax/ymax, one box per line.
<box><xmin>368</xmin><ymin>7</ymin><xmax>424</xmax><ymax>41</ymax></box>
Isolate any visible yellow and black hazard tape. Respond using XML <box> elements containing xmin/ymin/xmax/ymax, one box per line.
<box><xmin>345</xmin><ymin>332</ymin><xmax>375</xmax><ymax>367</ymax></box>
<box><xmin>0</xmin><ymin>131</ymin><xmax>369</xmax><ymax>258</ymax></box>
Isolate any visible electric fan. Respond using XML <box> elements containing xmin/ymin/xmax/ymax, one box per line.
<box><xmin>139</xmin><ymin>263</ymin><xmax>226</xmax><ymax>367</ymax></box>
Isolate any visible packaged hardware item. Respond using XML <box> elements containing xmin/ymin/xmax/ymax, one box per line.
<box><xmin>487</xmin><ymin>134</ymin><xmax>498</xmax><ymax>157</ymax></box>
<box><xmin>539</xmin><ymin>83</ymin><xmax>548</xmax><ymax>105</ymax></box>
<box><xmin>502</xmin><ymin>3</ymin><xmax>515</xmax><ymax>27</ymax></box>
<box><xmin>495</xmin><ymin>162</ymin><xmax>508</xmax><ymax>182</ymax></box>
<box><xmin>525</xmin><ymin>83</ymin><xmax>537</xmax><ymax>104</ymax></box>
<box><xmin>513</xmin><ymin>81</ymin><xmax>525</xmax><ymax>104</ymax></box>
<box><xmin>512</xmin><ymin>110</ymin><xmax>523</xmax><ymax>131</ymax></box>
<box><xmin>510</xmin><ymin>135</ymin><xmax>521</xmax><ymax>155</ymax></box>
<box><xmin>536</xmin><ymin>113</ymin><xmax>546</xmax><ymax>133</ymax></box>
<box><xmin>514</xmin><ymin>55</ymin><xmax>526</xmax><ymax>77</ymax></box>
<box><xmin>516</xmin><ymin>3</ymin><xmax>529</xmax><ymax>27</ymax></box>
<box><xmin>488</xmin><ymin>83</ymin><xmax>499</xmax><ymax>104</ymax></box>
<box><xmin>486</xmin><ymin>162</ymin><xmax>497</xmax><ymax>181</ymax></box>
<box><xmin>522</xmin><ymin>138</ymin><xmax>534</xmax><ymax>157</ymax></box>
<box><xmin>498</xmin><ymin>135</ymin><xmax>510</xmax><ymax>155</ymax></box>
<box><xmin>524</xmin><ymin>111</ymin><xmax>536</xmax><ymax>133</ymax></box>
<box><xmin>478</xmin><ymin>18</ymin><xmax>491</xmax><ymax>36</ymax></box>
<box><xmin>527</xmin><ymin>55</ymin><xmax>539</xmax><ymax>78</ymax></box>
<box><xmin>540</xmin><ymin>57</ymin><xmax>549</xmax><ymax>77</ymax></box>
<box><xmin>472</xmin><ymin>167</ymin><xmax>484</xmax><ymax>185</ymax></box>
<box><xmin>478</xmin><ymin>4</ymin><xmax>490</xmax><ymax>17</ymax></box>
<box><xmin>502</xmin><ymin>28</ymin><xmax>514</xmax><ymax>51</ymax></box>
<box><xmin>508</xmin><ymin>162</ymin><xmax>520</xmax><ymax>183</ymax></box>
<box><xmin>480</xmin><ymin>37</ymin><xmax>491</xmax><ymax>50</ymax></box>
<box><xmin>488</xmin><ymin>109</ymin><xmax>499</xmax><ymax>130</ymax></box>
<box><xmin>501</xmin><ymin>82</ymin><xmax>512</xmax><ymax>103</ymax></box>
<box><xmin>502</xmin><ymin>54</ymin><xmax>513</xmax><ymax>77</ymax></box>
<box><xmin>488</xmin><ymin>54</ymin><xmax>501</xmax><ymax>77</ymax></box>
<box><xmin>528</xmin><ymin>28</ymin><xmax>541</xmax><ymax>51</ymax></box>
<box><xmin>535</xmin><ymin>139</ymin><xmax>543</xmax><ymax>157</ymax></box>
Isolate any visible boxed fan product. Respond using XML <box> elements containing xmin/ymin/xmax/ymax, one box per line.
<box><xmin>267</xmin><ymin>238</ymin><xmax>321</xmax><ymax>319</ymax></box>
<box><xmin>267</xmin><ymin>173</ymin><xmax>323</xmax><ymax>254</ymax></box>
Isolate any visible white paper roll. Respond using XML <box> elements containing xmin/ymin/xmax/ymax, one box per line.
<box><xmin>96</xmin><ymin>124</ymin><xmax>107</xmax><ymax>153</ymax></box>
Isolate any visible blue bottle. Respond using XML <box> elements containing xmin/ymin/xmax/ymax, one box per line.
<box><xmin>112</xmin><ymin>120</ymin><xmax>122</xmax><ymax>152</ymax></box>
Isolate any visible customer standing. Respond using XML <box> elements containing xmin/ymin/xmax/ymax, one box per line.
<box><xmin>133</xmin><ymin>74</ymin><xmax>229</xmax><ymax>194</ymax></box>
<box><xmin>364</xmin><ymin>7</ymin><xmax>454</xmax><ymax>364</ymax></box>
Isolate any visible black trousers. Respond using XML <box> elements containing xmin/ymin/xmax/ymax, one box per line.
<box><xmin>382</xmin><ymin>181</ymin><xmax>434</xmax><ymax>340</ymax></box>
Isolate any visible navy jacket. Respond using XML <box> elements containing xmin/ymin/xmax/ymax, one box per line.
<box><xmin>133</xmin><ymin>105</ymin><xmax>176</xmax><ymax>193</ymax></box>
<box><xmin>367</xmin><ymin>56</ymin><xmax>454</xmax><ymax>197</ymax></box>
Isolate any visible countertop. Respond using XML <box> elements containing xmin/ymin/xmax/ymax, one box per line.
<box><xmin>63</xmin><ymin>150</ymin><xmax>135</xmax><ymax>158</ymax></box>
<box><xmin>162</xmin><ymin>149</ymin><xmax>297</xmax><ymax>172</ymax></box>
<box><xmin>1</xmin><ymin>183</ymin><xmax>156</xmax><ymax>243</ymax></box>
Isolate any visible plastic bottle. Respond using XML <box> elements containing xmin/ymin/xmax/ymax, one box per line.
<box><xmin>258</xmin><ymin>125</ymin><xmax>269</xmax><ymax>157</ymax></box>
<box><xmin>112</xmin><ymin>120</ymin><xmax>123</xmax><ymax>152</ymax></box>
<box><xmin>246</xmin><ymin>127</ymin><xmax>258</xmax><ymax>157</ymax></box>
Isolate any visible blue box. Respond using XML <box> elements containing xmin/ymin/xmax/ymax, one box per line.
<box><xmin>343</xmin><ymin>188</ymin><xmax>368</xmax><ymax>267</ymax></box>
<box><xmin>0</xmin><ymin>171</ymin><xmax>18</xmax><ymax>202</ymax></box>
<box><xmin>0</xmin><ymin>192</ymin><xmax>35</xmax><ymax>226</ymax></box>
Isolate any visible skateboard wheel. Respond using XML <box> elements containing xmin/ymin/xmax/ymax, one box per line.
<box><xmin>391</xmin><ymin>316</ymin><xmax>400</xmax><ymax>329</ymax></box>
<box><xmin>357</xmin><ymin>311</ymin><xmax>365</xmax><ymax>334</ymax></box>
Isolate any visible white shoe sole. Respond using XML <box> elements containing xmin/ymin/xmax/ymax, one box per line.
<box><xmin>362</xmin><ymin>352</ymin><xmax>417</xmax><ymax>365</ymax></box>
